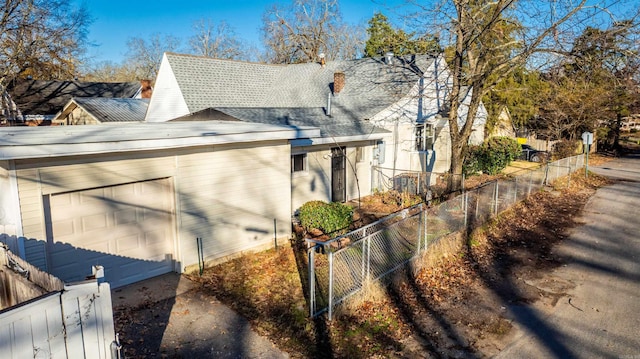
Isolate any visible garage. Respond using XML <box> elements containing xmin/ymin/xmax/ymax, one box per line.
<box><xmin>45</xmin><ymin>178</ymin><xmax>175</xmax><ymax>288</ymax></box>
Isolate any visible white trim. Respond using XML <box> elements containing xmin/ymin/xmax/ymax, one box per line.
<box><xmin>0</xmin><ymin>122</ymin><xmax>320</xmax><ymax>160</ymax></box>
<box><xmin>291</xmin><ymin>152</ymin><xmax>308</xmax><ymax>177</ymax></box>
<box><xmin>290</xmin><ymin>133</ymin><xmax>389</xmax><ymax>147</ymax></box>
<box><xmin>7</xmin><ymin>160</ymin><xmax>25</xmax><ymax>258</ymax></box>
<box><xmin>171</xmin><ymin>156</ymin><xmax>183</xmax><ymax>273</ymax></box>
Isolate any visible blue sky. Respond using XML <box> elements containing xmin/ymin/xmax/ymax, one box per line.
<box><xmin>84</xmin><ymin>0</ymin><xmax>407</xmax><ymax>64</ymax></box>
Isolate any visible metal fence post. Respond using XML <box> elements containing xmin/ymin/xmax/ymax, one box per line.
<box><xmin>416</xmin><ymin>204</ymin><xmax>422</xmax><ymax>255</ymax></box>
<box><xmin>361</xmin><ymin>239</ymin><xmax>366</xmax><ymax>288</ymax></box>
<box><xmin>367</xmin><ymin>234</ymin><xmax>373</xmax><ymax>285</ymax></box>
<box><xmin>422</xmin><ymin>205</ymin><xmax>428</xmax><ymax>251</ymax></box>
<box><xmin>544</xmin><ymin>163</ymin><xmax>550</xmax><ymax>186</ymax></box>
<box><xmin>475</xmin><ymin>187</ymin><xmax>480</xmax><ymax>222</ymax></box>
<box><xmin>494</xmin><ymin>181</ymin><xmax>499</xmax><ymax>215</ymax></box>
<box><xmin>464</xmin><ymin>191</ymin><xmax>468</xmax><ymax>230</ymax></box>
<box><xmin>308</xmin><ymin>248</ymin><xmax>315</xmax><ymax>317</ymax></box>
<box><xmin>328</xmin><ymin>248</ymin><xmax>334</xmax><ymax>320</ymax></box>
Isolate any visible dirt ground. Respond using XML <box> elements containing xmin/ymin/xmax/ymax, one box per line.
<box><xmin>113</xmin><ymin>156</ymin><xmax>612</xmax><ymax>358</ymax></box>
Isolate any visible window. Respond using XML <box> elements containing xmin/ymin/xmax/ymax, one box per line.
<box><xmin>291</xmin><ymin>153</ymin><xmax>307</xmax><ymax>173</ymax></box>
<box><xmin>355</xmin><ymin>147</ymin><xmax>364</xmax><ymax>163</ymax></box>
<box><xmin>415</xmin><ymin>124</ymin><xmax>434</xmax><ymax>151</ymax></box>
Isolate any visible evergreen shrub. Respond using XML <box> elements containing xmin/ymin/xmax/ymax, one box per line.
<box><xmin>298</xmin><ymin>200</ymin><xmax>353</xmax><ymax>236</ymax></box>
<box><xmin>464</xmin><ymin>136</ymin><xmax>520</xmax><ymax>175</ymax></box>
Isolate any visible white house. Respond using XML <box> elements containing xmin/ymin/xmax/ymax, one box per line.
<box><xmin>146</xmin><ymin>52</ymin><xmax>486</xmax><ymax>208</ymax></box>
<box><xmin>0</xmin><ymin>52</ymin><xmax>488</xmax><ymax>289</ymax></box>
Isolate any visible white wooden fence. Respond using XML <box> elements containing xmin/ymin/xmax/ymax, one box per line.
<box><xmin>0</xmin><ymin>280</ymin><xmax>116</xmax><ymax>358</ymax></box>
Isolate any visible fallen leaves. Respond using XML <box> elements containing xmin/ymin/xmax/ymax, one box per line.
<box><xmin>113</xmin><ymin>168</ymin><xmax>610</xmax><ymax>359</ymax></box>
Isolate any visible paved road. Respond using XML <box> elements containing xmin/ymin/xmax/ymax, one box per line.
<box><xmin>495</xmin><ymin>154</ymin><xmax>640</xmax><ymax>358</ymax></box>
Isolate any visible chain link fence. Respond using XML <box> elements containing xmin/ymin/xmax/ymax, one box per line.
<box><xmin>307</xmin><ymin>154</ymin><xmax>585</xmax><ymax>319</ymax></box>
<box><xmin>371</xmin><ymin>166</ymin><xmax>463</xmax><ymax>200</ymax></box>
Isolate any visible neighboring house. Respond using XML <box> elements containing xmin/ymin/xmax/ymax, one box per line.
<box><xmin>1</xmin><ymin>79</ymin><xmax>150</xmax><ymax>126</ymax></box>
<box><xmin>621</xmin><ymin>114</ymin><xmax>640</xmax><ymax>132</ymax></box>
<box><xmin>146</xmin><ymin>52</ymin><xmax>486</xmax><ymax>209</ymax></box>
<box><xmin>52</xmin><ymin>97</ymin><xmax>149</xmax><ymax>125</ymax></box>
<box><xmin>487</xmin><ymin>106</ymin><xmax>516</xmax><ymax>139</ymax></box>
<box><xmin>0</xmin><ymin>122</ymin><xmax>317</xmax><ymax>288</ymax></box>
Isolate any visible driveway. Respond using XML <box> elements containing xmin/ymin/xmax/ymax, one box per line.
<box><xmin>111</xmin><ymin>273</ymin><xmax>289</xmax><ymax>358</ymax></box>
<box><xmin>495</xmin><ymin>154</ymin><xmax>640</xmax><ymax>358</ymax></box>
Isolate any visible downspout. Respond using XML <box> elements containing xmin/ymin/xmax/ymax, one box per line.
<box><xmin>8</xmin><ymin>160</ymin><xmax>26</xmax><ymax>259</ymax></box>
<box><xmin>392</xmin><ymin>119</ymin><xmax>399</xmax><ymax>179</ymax></box>
<box><xmin>435</xmin><ymin>55</ymin><xmax>441</xmax><ymax>112</ymax></box>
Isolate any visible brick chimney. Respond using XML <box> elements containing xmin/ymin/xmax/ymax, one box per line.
<box><xmin>140</xmin><ymin>79</ymin><xmax>153</xmax><ymax>99</ymax></box>
<box><xmin>333</xmin><ymin>71</ymin><xmax>345</xmax><ymax>94</ymax></box>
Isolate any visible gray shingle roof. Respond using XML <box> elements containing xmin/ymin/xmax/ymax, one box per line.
<box><xmin>72</xmin><ymin>98</ymin><xmax>149</xmax><ymax>123</ymax></box>
<box><xmin>172</xmin><ymin>107</ymin><xmax>390</xmax><ymax>138</ymax></box>
<box><xmin>6</xmin><ymin>79</ymin><xmax>141</xmax><ymax>116</ymax></box>
<box><xmin>165</xmin><ymin>53</ymin><xmax>434</xmax><ymax>120</ymax></box>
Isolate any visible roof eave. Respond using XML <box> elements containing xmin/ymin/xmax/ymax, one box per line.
<box><xmin>0</xmin><ymin>125</ymin><xmax>320</xmax><ymax>161</ymax></box>
<box><xmin>290</xmin><ymin>132</ymin><xmax>390</xmax><ymax>147</ymax></box>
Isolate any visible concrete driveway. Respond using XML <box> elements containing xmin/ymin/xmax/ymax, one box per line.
<box><xmin>111</xmin><ymin>273</ymin><xmax>289</xmax><ymax>358</ymax></box>
<box><xmin>495</xmin><ymin>154</ymin><xmax>640</xmax><ymax>358</ymax></box>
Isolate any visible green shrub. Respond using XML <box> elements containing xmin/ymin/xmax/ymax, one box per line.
<box><xmin>298</xmin><ymin>200</ymin><xmax>353</xmax><ymax>236</ymax></box>
<box><xmin>464</xmin><ymin>136</ymin><xmax>520</xmax><ymax>175</ymax></box>
<box><xmin>463</xmin><ymin>145</ymin><xmax>482</xmax><ymax>176</ymax></box>
<box><xmin>298</xmin><ymin>200</ymin><xmax>326</xmax><ymax>231</ymax></box>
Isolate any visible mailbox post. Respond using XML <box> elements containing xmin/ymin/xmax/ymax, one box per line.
<box><xmin>582</xmin><ymin>131</ymin><xmax>593</xmax><ymax>177</ymax></box>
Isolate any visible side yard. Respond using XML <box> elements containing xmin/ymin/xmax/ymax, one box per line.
<box><xmin>114</xmin><ymin>158</ymin><xmax>611</xmax><ymax>358</ymax></box>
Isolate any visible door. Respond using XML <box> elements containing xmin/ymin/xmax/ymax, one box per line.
<box><xmin>45</xmin><ymin>178</ymin><xmax>175</xmax><ymax>288</ymax></box>
<box><xmin>331</xmin><ymin>147</ymin><xmax>346</xmax><ymax>202</ymax></box>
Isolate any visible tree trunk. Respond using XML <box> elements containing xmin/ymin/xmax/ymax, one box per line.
<box><xmin>447</xmin><ymin>140</ymin><xmax>465</xmax><ymax>196</ymax></box>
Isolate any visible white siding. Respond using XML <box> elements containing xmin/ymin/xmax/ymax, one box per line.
<box><xmin>175</xmin><ymin>142</ymin><xmax>291</xmax><ymax>268</ymax></box>
<box><xmin>292</xmin><ymin>147</ymin><xmax>332</xmax><ymax>211</ymax></box>
<box><xmin>145</xmin><ymin>54</ymin><xmax>190</xmax><ymax>122</ymax></box>
<box><xmin>13</xmin><ymin>140</ymin><xmax>293</xmax><ymax>279</ymax></box>
<box><xmin>345</xmin><ymin>144</ymin><xmax>373</xmax><ymax>203</ymax></box>
<box><xmin>291</xmin><ymin>142</ymin><xmax>375</xmax><ymax>212</ymax></box>
<box><xmin>0</xmin><ymin>162</ymin><xmax>19</xmax><ymax>252</ymax></box>
<box><xmin>370</xmin><ymin>56</ymin><xmax>487</xmax><ymax>175</ymax></box>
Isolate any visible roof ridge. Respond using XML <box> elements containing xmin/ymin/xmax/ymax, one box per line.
<box><xmin>164</xmin><ymin>52</ymin><xmax>286</xmax><ymax>68</ymax></box>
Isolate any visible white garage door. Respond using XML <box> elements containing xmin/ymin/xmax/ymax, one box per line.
<box><xmin>47</xmin><ymin>178</ymin><xmax>175</xmax><ymax>288</ymax></box>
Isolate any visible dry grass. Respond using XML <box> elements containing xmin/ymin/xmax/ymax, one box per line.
<box><xmin>189</xmin><ymin>166</ymin><xmax>613</xmax><ymax>358</ymax></box>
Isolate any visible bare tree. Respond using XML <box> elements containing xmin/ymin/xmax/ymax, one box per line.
<box><xmin>189</xmin><ymin>19</ymin><xmax>248</xmax><ymax>60</ymax></box>
<box><xmin>329</xmin><ymin>22</ymin><xmax>366</xmax><ymax>60</ymax></box>
<box><xmin>407</xmin><ymin>0</ymin><xmax>637</xmax><ymax>192</ymax></box>
<box><xmin>261</xmin><ymin>0</ymin><xmax>364</xmax><ymax>63</ymax></box>
<box><xmin>80</xmin><ymin>61</ymin><xmax>140</xmax><ymax>82</ymax></box>
<box><xmin>0</xmin><ymin>0</ymin><xmax>91</xmax><ymax>85</ymax></box>
<box><xmin>124</xmin><ymin>33</ymin><xmax>181</xmax><ymax>80</ymax></box>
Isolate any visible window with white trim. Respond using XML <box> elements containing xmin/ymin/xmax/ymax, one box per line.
<box><xmin>415</xmin><ymin>124</ymin><xmax>435</xmax><ymax>151</ymax></box>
